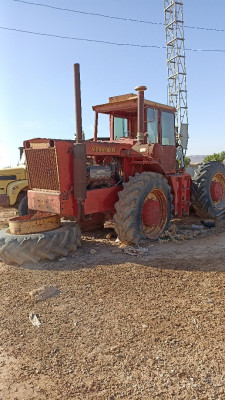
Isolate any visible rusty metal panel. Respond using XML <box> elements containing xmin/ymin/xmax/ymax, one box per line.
<box><xmin>84</xmin><ymin>186</ymin><xmax>122</xmax><ymax>215</ymax></box>
<box><xmin>168</xmin><ymin>174</ymin><xmax>191</xmax><ymax>217</ymax></box>
<box><xmin>25</xmin><ymin>148</ymin><xmax>60</xmax><ymax>190</ymax></box>
<box><xmin>28</xmin><ymin>190</ymin><xmax>61</xmax><ymax>214</ymax></box>
<box><xmin>160</xmin><ymin>146</ymin><xmax>176</xmax><ymax>174</ymax></box>
<box><xmin>9</xmin><ymin>212</ymin><xmax>61</xmax><ymax>235</ymax></box>
<box><xmin>73</xmin><ymin>143</ymin><xmax>87</xmax><ymax>201</ymax></box>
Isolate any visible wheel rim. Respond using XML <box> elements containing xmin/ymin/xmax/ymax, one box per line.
<box><xmin>141</xmin><ymin>189</ymin><xmax>168</xmax><ymax>239</ymax></box>
<box><xmin>210</xmin><ymin>173</ymin><xmax>225</xmax><ymax>204</ymax></box>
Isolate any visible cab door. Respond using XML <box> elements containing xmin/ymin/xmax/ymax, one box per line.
<box><xmin>159</xmin><ymin>110</ymin><xmax>176</xmax><ymax>174</ymax></box>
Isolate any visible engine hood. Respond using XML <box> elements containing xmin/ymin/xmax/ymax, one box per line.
<box><xmin>0</xmin><ymin>165</ymin><xmax>27</xmax><ymax>180</ymax></box>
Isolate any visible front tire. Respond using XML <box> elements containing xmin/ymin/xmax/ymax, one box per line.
<box><xmin>114</xmin><ymin>172</ymin><xmax>173</xmax><ymax>245</ymax></box>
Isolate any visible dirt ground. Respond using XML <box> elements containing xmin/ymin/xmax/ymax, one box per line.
<box><xmin>0</xmin><ymin>207</ymin><xmax>225</xmax><ymax>400</ymax></box>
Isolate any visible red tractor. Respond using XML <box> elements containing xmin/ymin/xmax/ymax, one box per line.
<box><xmin>0</xmin><ymin>64</ymin><xmax>225</xmax><ymax>265</ymax></box>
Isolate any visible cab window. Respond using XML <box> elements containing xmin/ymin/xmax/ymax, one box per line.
<box><xmin>161</xmin><ymin>111</ymin><xmax>175</xmax><ymax>145</ymax></box>
<box><xmin>114</xmin><ymin>117</ymin><xmax>128</xmax><ymax>139</ymax></box>
<box><xmin>147</xmin><ymin>108</ymin><xmax>158</xmax><ymax>143</ymax></box>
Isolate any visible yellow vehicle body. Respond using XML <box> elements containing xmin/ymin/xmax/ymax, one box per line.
<box><xmin>0</xmin><ymin>165</ymin><xmax>28</xmax><ymax>206</ymax></box>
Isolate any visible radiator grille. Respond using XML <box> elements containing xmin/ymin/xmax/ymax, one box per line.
<box><xmin>25</xmin><ymin>148</ymin><xmax>60</xmax><ymax>191</ymax></box>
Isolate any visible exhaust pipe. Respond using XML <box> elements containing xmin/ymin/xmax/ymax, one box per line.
<box><xmin>74</xmin><ymin>63</ymin><xmax>83</xmax><ymax>143</ymax></box>
<box><xmin>73</xmin><ymin>63</ymin><xmax>88</xmax><ymax>222</ymax></box>
<box><xmin>135</xmin><ymin>85</ymin><xmax>147</xmax><ymax>143</ymax></box>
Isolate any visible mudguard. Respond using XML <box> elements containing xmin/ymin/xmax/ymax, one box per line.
<box><xmin>6</xmin><ymin>179</ymin><xmax>28</xmax><ymax>205</ymax></box>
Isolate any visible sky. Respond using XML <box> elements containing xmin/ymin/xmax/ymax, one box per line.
<box><xmin>0</xmin><ymin>0</ymin><xmax>225</xmax><ymax>168</ymax></box>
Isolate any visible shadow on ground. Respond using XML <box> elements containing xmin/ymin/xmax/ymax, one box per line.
<box><xmin>13</xmin><ymin>223</ymin><xmax>225</xmax><ymax>274</ymax></box>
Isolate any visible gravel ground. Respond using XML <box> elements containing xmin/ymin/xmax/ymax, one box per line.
<box><xmin>0</xmin><ymin>208</ymin><xmax>225</xmax><ymax>400</ymax></box>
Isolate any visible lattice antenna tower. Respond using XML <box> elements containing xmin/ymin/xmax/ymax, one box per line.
<box><xmin>164</xmin><ymin>0</ymin><xmax>188</xmax><ymax>152</ymax></box>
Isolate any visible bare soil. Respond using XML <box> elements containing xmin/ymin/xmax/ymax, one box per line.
<box><xmin>0</xmin><ymin>207</ymin><xmax>225</xmax><ymax>400</ymax></box>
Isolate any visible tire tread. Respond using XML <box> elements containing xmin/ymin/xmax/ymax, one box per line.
<box><xmin>0</xmin><ymin>223</ymin><xmax>81</xmax><ymax>265</ymax></box>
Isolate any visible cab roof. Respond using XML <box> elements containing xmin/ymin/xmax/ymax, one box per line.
<box><xmin>92</xmin><ymin>93</ymin><xmax>176</xmax><ymax>116</ymax></box>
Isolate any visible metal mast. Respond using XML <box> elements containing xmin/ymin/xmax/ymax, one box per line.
<box><xmin>164</xmin><ymin>0</ymin><xmax>188</xmax><ymax>160</ymax></box>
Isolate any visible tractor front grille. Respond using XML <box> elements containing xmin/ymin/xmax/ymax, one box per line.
<box><xmin>25</xmin><ymin>148</ymin><xmax>60</xmax><ymax>191</ymax></box>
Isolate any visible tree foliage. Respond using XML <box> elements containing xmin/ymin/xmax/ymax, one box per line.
<box><xmin>184</xmin><ymin>156</ymin><xmax>191</xmax><ymax>167</ymax></box>
<box><xmin>203</xmin><ymin>151</ymin><xmax>225</xmax><ymax>163</ymax></box>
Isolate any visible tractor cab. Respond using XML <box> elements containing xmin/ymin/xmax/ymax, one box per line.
<box><xmin>92</xmin><ymin>91</ymin><xmax>176</xmax><ymax>147</ymax></box>
<box><xmin>92</xmin><ymin>89</ymin><xmax>177</xmax><ymax>173</ymax></box>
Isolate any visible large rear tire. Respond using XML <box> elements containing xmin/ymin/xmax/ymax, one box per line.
<box><xmin>0</xmin><ymin>222</ymin><xmax>81</xmax><ymax>265</ymax></box>
<box><xmin>191</xmin><ymin>161</ymin><xmax>225</xmax><ymax>218</ymax></box>
<box><xmin>114</xmin><ymin>172</ymin><xmax>173</xmax><ymax>245</ymax></box>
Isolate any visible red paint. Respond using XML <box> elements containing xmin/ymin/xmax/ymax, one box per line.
<box><xmin>210</xmin><ymin>181</ymin><xmax>223</xmax><ymax>202</ymax></box>
<box><xmin>84</xmin><ymin>186</ymin><xmax>121</xmax><ymax>214</ymax></box>
<box><xmin>167</xmin><ymin>174</ymin><xmax>191</xmax><ymax>217</ymax></box>
<box><xmin>142</xmin><ymin>199</ymin><xmax>161</xmax><ymax>226</ymax></box>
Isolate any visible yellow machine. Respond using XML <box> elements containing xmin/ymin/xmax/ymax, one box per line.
<box><xmin>0</xmin><ymin>148</ymin><xmax>28</xmax><ymax>215</ymax></box>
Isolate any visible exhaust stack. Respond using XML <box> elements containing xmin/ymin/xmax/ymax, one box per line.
<box><xmin>73</xmin><ymin>63</ymin><xmax>87</xmax><ymax>221</ymax></box>
<box><xmin>74</xmin><ymin>63</ymin><xmax>83</xmax><ymax>143</ymax></box>
<box><xmin>135</xmin><ymin>85</ymin><xmax>147</xmax><ymax>143</ymax></box>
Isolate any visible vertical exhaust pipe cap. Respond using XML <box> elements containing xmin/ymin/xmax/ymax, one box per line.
<box><xmin>135</xmin><ymin>86</ymin><xmax>147</xmax><ymax>91</ymax></box>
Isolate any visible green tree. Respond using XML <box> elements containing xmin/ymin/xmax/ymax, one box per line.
<box><xmin>203</xmin><ymin>151</ymin><xmax>225</xmax><ymax>163</ymax></box>
<box><xmin>184</xmin><ymin>156</ymin><xmax>191</xmax><ymax>167</ymax></box>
